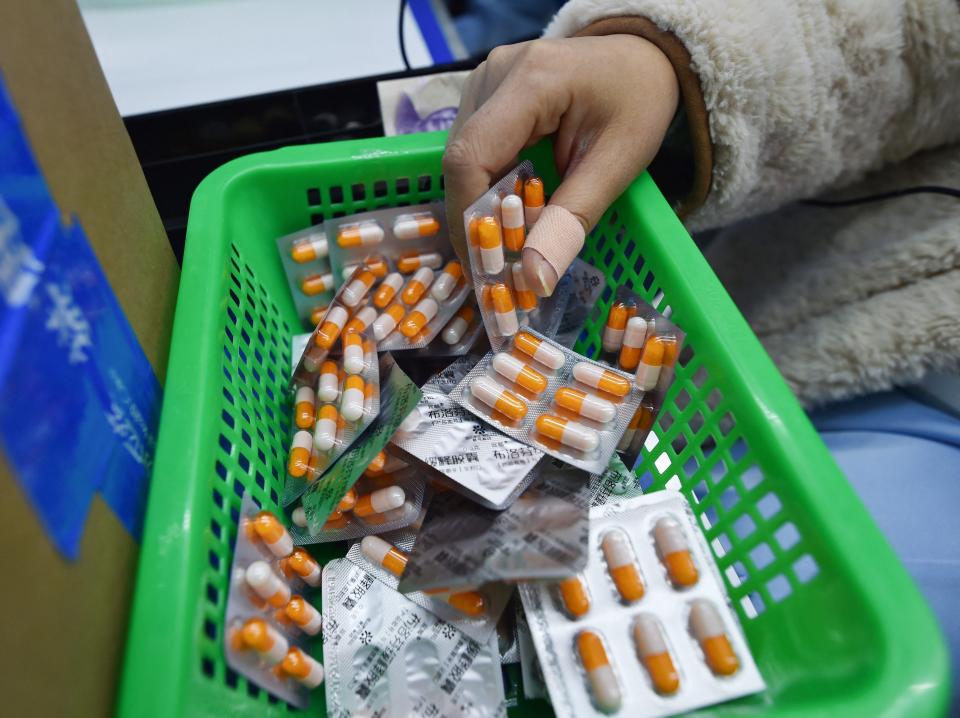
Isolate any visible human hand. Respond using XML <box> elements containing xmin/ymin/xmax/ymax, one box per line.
<box><xmin>443</xmin><ymin>35</ymin><xmax>679</xmax><ymax>295</ymax></box>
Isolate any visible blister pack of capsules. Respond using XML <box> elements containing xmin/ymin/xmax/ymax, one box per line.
<box><xmin>324</xmin><ymin>201</ymin><xmax>473</xmax><ymax>351</ymax></box>
<box><xmin>396</xmin><ymin>460</ymin><xmax>593</xmax><ymax>593</ymax></box>
<box><xmin>408</xmin><ymin>295</ymin><xmax>486</xmax><ymax>359</ymax></box>
<box><xmin>345</xmin><ymin>523</ymin><xmax>515</xmax><ymax>644</ymax></box>
<box><xmin>600</xmin><ymin>288</ymin><xmax>685</xmax><ymax>465</ymax></box>
<box><xmin>284</xmin><ymin>292</ymin><xmax>380</xmax><ymax>505</ymax></box>
<box><xmin>292</xmin><ymin>354</ymin><xmax>423</xmax><ymax>541</ymax></box>
<box><xmin>276</xmin><ymin>226</ymin><xmax>334</xmax><ymax>329</ymax></box>
<box><xmin>463</xmin><ymin>161</ymin><xmax>570</xmax><ymax>351</ymax></box>
<box><xmin>389</xmin><ymin>358</ymin><xmax>544</xmax><ymax>509</ymax></box>
<box><xmin>450</xmin><ymin>329</ymin><xmax>643</xmax><ymax>474</ymax></box>
<box><xmin>322</xmin><ymin>559</ymin><xmax>507</xmax><ymax>717</ymax></box>
<box><xmin>224</xmin><ymin>494</ymin><xmax>324</xmax><ymax>708</ymax></box>
<box><xmin>519</xmin><ymin>492</ymin><xmax>764</xmax><ymax>717</ymax></box>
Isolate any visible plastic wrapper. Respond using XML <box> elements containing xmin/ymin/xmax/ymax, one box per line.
<box><xmin>519</xmin><ymin>492</ymin><xmax>765</xmax><ymax>717</ymax></box>
<box><xmin>515</xmin><ymin>604</ymin><xmax>548</xmax><ymax>701</ymax></box>
<box><xmin>292</xmin><ymin>354</ymin><xmax>422</xmax><ymax>540</ymax></box>
<box><xmin>289</xmin><ymin>332</ymin><xmax>311</xmax><ymax>376</ymax></box>
<box><xmin>283</xmin><ymin>318</ymin><xmax>380</xmax><ymax>506</ymax></box>
<box><xmin>345</xmin><ymin>519</ymin><xmax>515</xmax><ymax>644</ymax></box>
<box><xmin>324</xmin><ymin>201</ymin><xmax>472</xmax><ymax>351</ymax></box>
<box><xmin>553</xmin><ymin>259</ymin><xmax>606</xmax><ymax>349</ymax></box>
<box><xmin>275</xmin><ymin>226</ymin><xmax>333</xmax><ymax>329</ymax></box>
<box><xmin>224</xmin><ymin>494</ymin><xmax>324</xmax><ymax>708</ymax></box>
<box><xmin>322</xmin><ymin>559</ymin><xmax>507</xmax><ymax>717</ymax></box>
<box><xmin>389</xmin><ymin>373</ymin><xmax>544</xmax><ymax>509</ymax></box>
<box><xmin>397</xmin><ymin>461</ymin><xmax>593</xmax><ymax>593</ymax></box>
<box><xmin>462</xmin><ymin>161</ymin><xmax>570</xmax><ymax>351</ymax></box>
<box><xmin>589</xmin><ymin>453</ymin><xmax>645</xmax><ymax>507</ymax></box>
<box><xmin>497</xmin><ymin>600</ymin><xmax>520</xmax><ymax>665</ymax></box>
<box><xmin>450</xmin><ymin>329</ymin><xmax>643</xmax><ymax>473</ymax></box>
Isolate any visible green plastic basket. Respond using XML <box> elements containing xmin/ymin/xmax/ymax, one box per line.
<box><xmin>118</xmin><ymin>132</ymin><xmax>948</xmax><ymax>717</ymax></box>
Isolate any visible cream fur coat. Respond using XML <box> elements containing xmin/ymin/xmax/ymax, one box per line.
<box><xmin>545</xmin><ymin>0</ymin><xmax>960</xmax><ymax>406</ymax></box>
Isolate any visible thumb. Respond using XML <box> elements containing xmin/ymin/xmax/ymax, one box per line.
<box><xmin>522</xmin><ymin>138</ymin><xmax>640</xmax><ymax>297</ymax></box>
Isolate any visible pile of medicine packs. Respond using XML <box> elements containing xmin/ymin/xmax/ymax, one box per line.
<box><xmin>218</xmin><ymin>161</ymin><xmax>764</xmax><ymax>716</ymax></box>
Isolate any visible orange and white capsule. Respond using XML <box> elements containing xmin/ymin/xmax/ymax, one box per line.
<box><xmin>477</xmin><ymin>216</ymin><xmax>504</xmax><ymax>273</ymax></box>
<box><xmin>654</xmin><ymin>517</ymin><xmax>699</xmax><ymax>588</ymax></box>
<box><xmin>284</xmin><ymin>596</ymin><xmax>322</xmax><ymax>636</ymax></box>
<box><xmin>318</xmin><ymin>360</ymin><xmax>339</xmax><ymax>402</ymax></box>
<box><xmin>511</xmin><ymin>262</ymin><xmax>537</xmax><ymax>311</ymax></box>
<box><xmin>633</xmin><ymin>615</ymin><xmax>680</xmax><ymax>695</ymax></box>
<box><xmin>523</xmin><ymin>177</ymin><xmax>545</xmax><ymax>226</ymax></box>
<box><xmin>309</xmin><ymin>305</ymin><xmax>329</xmax><ymax>326</ymax></box>
<box><xmin>602</xmin><ymin>529</ymin><xmax>644</xmax><ymax>602</ymax></box>
<box><xmin>576</xmin><ymin>630</ymin><xmax>622</xmax><ymax>713</ymax></box>
<box><xmin>354</xmin><ymin>486</ymin><xmax>406</xmax><ymax>517</ymax></box>
<box><xmin>324</xmin><ymin>509</ymin><xmax>349</xmax><ymax>530</ymax></box>
<box><xmin>360</xmin><ymin>535</ymin><xmax>408</xmax><ymax>577</ymax></box>
<box><xmin>445</xmin><ymin>591</ymin><xmax>487</xmax><ymax>617</ymax></box>
<box><xmin>617</xmin><ymin>401</ymin><xmax>655</xmax><ymax>451</ymax></box>
<box><xmin>294</xmin><ymin>386</ymin><xmax>316</xmax><ymax>429</ymax></box>
<box><xmin>235</xmin><ymin>618</ymin><xmax>288</xmax><ymax>665</ymax></box>
<box><xmin>280</xmin><ymin>647</ymin><xmax>324</xmax><ymax>688</ymax></box>
<box><xmin>397</xmin><ymin>251</ymin><xmax>443</xmax><ymax>273</ymax></box>
<box><xmin>555</xmin><ymin>387</ymin><xmax>616</xmax><ymax>423</ymax></box>
<box><xmin>342</xmin><ymin>269</ymin><xmax>376</xmax><ymax>307</ymax></box>
<box><xmin>344</xmin><ymin>305</ymin><xmax>377</xmax><ymax>335</ymax></box>
<box><xmin>442</xmin><ymin>305</ymin><xmax>474</xmax><ymax>345</ymax></box>
<box><xmin>313</xmin><ymin>404</ymin><xmax>339</xmax><ymax>451</ymax></box>
<box><xmin>315</xmin><ymin>305</ymin><xmax>348</xmax><ymax>349</ymax></box>
<box><xmin>362</xmin><ymin>377</ymin><xmax>375</xmax><ymax>418</ymax></box>
<box><xmin>514</xmin><ymin>331</ymin><xmax>564</xmax><ymax>370</ymax></box>
<box><xmin>399</xmin><ymin>297</ymin><xmax>438</xmax><ymax>338</ymax></box>
<box><xmin>636</xmin><ymin>336</ymin><xmax>668</xmax><ymax>391</ymax></box>
<box><xmin>342</xmin><ymin>332</ymin><xmax>365</xmax><ymax>375</ymax></box>
<box><xmin>690</xmin><ymin>599</ymin><xmax>740</xmax><ymax>676</ymax></box>
<box><xmin>401</xmin><ymin>267</ymin><xmax>434</xmax><ymax>305</ymax></box>
<box><xmin>393</xmin><ymin>212</ymin><xmax>440</xmax><ymax>240</ymax></box>
<box><xmin>333</xmin><ymin>491</ymin><xmax>355</xmax><ymax>516</ymax></box>
<box><xmin>618</xmin><ymin>317</ymin><xmax>649</xmax><ymax>371</ymax></box>
<box><xmin>285</xmin><ymin>547</ymin><xmax>321</xmax><ymax>587</ymax></box>
<box><xmin>245</xmin><ymin>560</ymin><xmax>291</xmax><ymax>608</ymax></box>
<box><xmin>340</xmin><ymin>375</ymin><xmax>365</xmax><ymax>422</ymax></box>
<box><xmin>573</xmin><ymin>362</ymin><xmax>630</xmax><ymax>398</ymax></box>
<box><xmin>492</xmin><ymin>353</ymin><xmax>547</xmax><ymax>394</ymax></box>
<box><xmin>373</xmin><ymin>272</ymin><xmax>404</xmax><ymax>308</ymax></box>
<box><xmin>373</xmin><ymin>302</ymin><xmax>405</xmax><ymax>340</ymax></box>
<box><xmin>364</xmin><ymin>449</ymin><xmax>387</xmax><ymax>477</ymax></box>
<box><xmin>252</xmin><ymin>511</ymin><xmax>294</xmax><ymax>557</ymax></box>
<box><xmin>536</xmin><ymin>415</ymin><xmax>600</xmax><ymax>453</ymax></box>
<box><xmin>431</xmin><ymin>261</ymin><xmax>463</xmax><ymax>301</ymax></box>
<box><xmin>470</xmin><ymin>376</ymin><xmax>528</xmax><ymax>421</ymax></box>
<box><xmin>337</xmin><ymin>221</ymin><xmax>384</xmax><ymax>248</ymax></box>
<box><xmin>290</xmin><ymin>233</ymin><xmax>328</xmax><ymax>263</ymax></box>
<box><xmin>558</xmin><ymin>575</ymin><xmax>591</xmax><ymax>618</ymax></box>
<box><xmin>291</xmin><ymin>505</ymin><xmax>308</xmax><ymax>528</ymax></box>
<box><xmin>301</xmin><ymin>272</ymin><xmax>334</xmax><ymax>296</ymax></box>
<box><xmin>602</xmin><ymin>302</ymin><xmax>629</xmax><ymax>353</ymax></box>
<box><xmin>490</xmin><ymin>283</ymin><xmax>519</xmax><ymax>336</ymax></box>
<box><xmin>501</xmin><ymin>194</ymin><xmax>526</xmax><ymax>251</ymax></box>
<box><xmin>288</xmin><ymin>430</ymin><xmax>312</xmax><ymax>477</ymax></box>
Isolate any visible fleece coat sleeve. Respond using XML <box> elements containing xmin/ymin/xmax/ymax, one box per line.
<box><xmin>543</xmin><ymin>0</ymin><xmax>960</xmax><ymax>231</ymax></box>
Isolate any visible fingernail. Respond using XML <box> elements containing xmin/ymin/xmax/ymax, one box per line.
<box><xmin>535</xmin><ymin>260</ymin><xmax>554</xmax><ymax>297</ymax></box>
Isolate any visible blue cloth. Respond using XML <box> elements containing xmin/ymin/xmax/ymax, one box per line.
<box><xmin>810</xmin><ymin>390</ymin><xmax>960</xmax><ymax>710</ymax></box>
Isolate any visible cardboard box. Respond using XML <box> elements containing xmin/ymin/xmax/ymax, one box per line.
<box><xmin>0</xmin><ymin>1</ymin><xmax>179</xmax><ymax>715</ymax></box>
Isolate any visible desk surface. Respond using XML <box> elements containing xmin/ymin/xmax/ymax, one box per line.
<box><xmin>81</xmin><ymin>0</ymin><xmax>437</xmax><ymax>116</ymax></box>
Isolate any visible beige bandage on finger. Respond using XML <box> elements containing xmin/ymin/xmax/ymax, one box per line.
<box><xmin>523</xmin><ymin>204</ymin><xmax>586</xmax><ymax>296</ymax></box>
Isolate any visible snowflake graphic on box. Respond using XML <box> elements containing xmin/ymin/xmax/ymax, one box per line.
<box><xmin>44</xmin><ymin>282</ymin><xmax>92</xmax><ymax>364</ymax></box>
